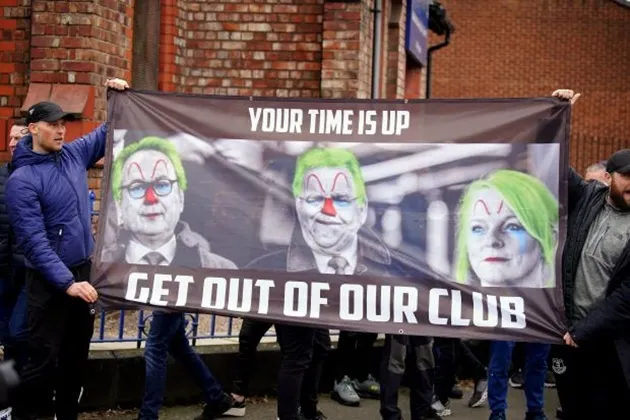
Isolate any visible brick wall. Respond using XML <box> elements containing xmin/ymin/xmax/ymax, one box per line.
<box><xmin>0</xmin><ymin>0</ymin><xmax>31</xmax><ymax>161</ymax></box>
<box><xmin>385</xmin><ymin>0</ymin><xmax>407</xmax><ymax>99</ymax></box>
<box><xmin>429</xmin><ymin>0</ymin><xmax>630</xmax><ymax>172</ymax></box>
<box><xmin>29</xmin><ymin>0</ymin><xmax>133</xmax><ymax>121</ymax></box>
<box><xmin>161</xmin><ymin>0</ymin><xmax>324</xmax><ymax>98</ymax></box>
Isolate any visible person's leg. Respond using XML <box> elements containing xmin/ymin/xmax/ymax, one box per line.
<box><xmin>379</xmin><ymin>334</ymin><xmax>406</xmax><ymax>420</ymax></box>
<box><xmin>353</xmin><ymin>332</ymin><xmax>378</xmax><ymax>381</ymax></box>
<box><xmin>458</xmin><ymin>340</ymin><xmax>488</xmax><ymax>381</ymax></box>
<box><xmin>509</xmin><ymin>342</ymin><xmax>525</xmax><ymax>388</ymax></box>
<box><xmin>331</xmin><ymin>330</ymin><xmax>360</xmax><ymax>406</ymax></box>
<box><xmin>550</xmin><ymin>345</ymin><xmax>583</xmax><ymax>420</ymax></box>
<box><xmin>433</xmin><ymin>337</ymin><xmax>456</xmax><ymax>405</ymax></box>
<box><xmin>352</xmin><ymin>332</ymin><xmax>380</xmax><ymax>399</ymax></box>
<box><xmin>276</xmin><ymin>324</ymin><xmax>315</xmax><ymax>420</ymax></box>
<box><xmin>168</xmin><ymin>315</ymin><xmax>227</xmax><ymax>403</ymax></box>
<box><xmin>231</xmin><ymin>319</ymin><xmax>272</xmax><ymax>399</ymax></box>
<box><xmin>299</xmin><ymin>328</ymin><xmax>330</xmax><ymax>419</ymax></box>
<box><xmin>487</xmin><ymin>341</ymin><xmax>515</xmax><ymax>415</ymax></box>
<box><xmin>522</xmin><ymin>343</ymin><xmax>550</xmax><ymax>417</ymax></box>
<box><xmin>458</xmin><ymin>340</ymin><xmax>488</xmax><ymax>408</ymax></box>
<box><xmin>6</xmin><ymin>285</ymin><xmax>29</xmax><ymax>373</ymax></box>
<box><xmin>582</xmin><ymin>342</ymin><xmax>629</xmax><ymax>419</ymax></box>
<box><xmin>55</xmin><ymin>298</ymin><xmax>95</xmax><ymax>420</ymax></box>
<box><xmin>408</xmin><ymin>336</ymin><xmax>436</xmax><ymax>420</ymax></box>
<box><xmin>138</xmin><ymin>312</ymin><xmax>182</xmax><ymax>420</ymax></box>
<box><xmin>11</xmin><ymin>270</ymin><xmax>65</xmax><ymax>420</ymax></box>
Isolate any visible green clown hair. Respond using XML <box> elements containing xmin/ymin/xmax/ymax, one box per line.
<box><xmin>111</xmin><ymin>136</ymin><xmax>188</xmax><ymax>202</ymax></box>
<box><xmin>454</xmin><ymin>169</ymin><xmax>559</xmax><ymax>284</ymax></box>
<box><xmin>292</xmin><ymin>147</ymin><xmax>366</xmax><ymax>205</ymax></box>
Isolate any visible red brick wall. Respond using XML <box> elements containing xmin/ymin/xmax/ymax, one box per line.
<box><xmin>0</xmin><ymin>0</ymin><xmax>31</xmax><ymax>161</ymax></box>
<box><xmin>429</xmin><ymin>0</ymin><xmax>630</xmax><ymax>172</ymax></box>
<box><xmin>386</xmin><ymin>0</ymin><xmax>407</xmax><ymax>99</ymax></box>
<box><xmin>162</xmin><ymin>0</ymin><xmax>324</xmax><ymax>98</ymax></box>
<box><xmin>322</xmin><ymin>1</ymin><xmax>363</xmax><ymax>98</ymax></box>
<box><xmin>28</xmin><ymin>0</ymin><xmax>133</xmax><ymax>121</ymax></box>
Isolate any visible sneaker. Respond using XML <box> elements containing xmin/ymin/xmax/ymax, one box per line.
<box><xmin>489</xmin><ymin>412</ymin><xmax>506</xmax><ymax>420</ymax></box>
<box><xmin>544</xmin><ymin>371</ymin><xmax>556</xmax><ymax>388</ymax></box>
<box><xmin>508</xmin><ymin>370</ymin><xmax>524</xmax><ymax>389</ymax></box>
<box><xmin>431</xmin><ymin>396</ymin><xmax>452</xmax><ymax>417</ymax></box>
<box><xmin>556</xmin><ymin>407</ymin><xmax>563</xmax><ymax>419</ymax></box>
<box><xmin>222</xmin><ymin>395</ymin><xmax>246</xmax><ymax>417</ymax></box>
<box><xmin>449</xmin><ymin>383</ymin><xmax>463</xmax><ymax>400</ymax></box>
<box><xmin>352</xmin><ymin>374</ymin><xmax>380</xmax><ymax>399</ymax></box>
<box><xmin>194</xmin><ymin>392</ymin><xmax>233</xmax><ymax>420</ymax></box>
<box><xmin>331</xmin><ymin>375</ymin><xmax>360</xmax><ymax>406</ymax></box>
<box><xmin>298</xmin><ymin>410</ymin><xmax>327</xmax><ymax>420</ymax></box>
<box><xmin>467</xmin><ymin>377</ymin><xmax>488</xmax><ymax>408</ymax></box>
<box><xmin>525</xmin><ymin>411</ymin><xmax>548</xmax><ymax>420</ymax></box>
<box><xmin>420</xmin><ymin>409</ymin><xmax>444</xmax><ymax>420</ymax></box>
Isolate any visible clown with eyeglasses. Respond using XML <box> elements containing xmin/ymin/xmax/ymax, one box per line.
<box><xmin>102</xmin><ymin>136</ymin><xmax>237</xmax><ymax>420</ymax></box>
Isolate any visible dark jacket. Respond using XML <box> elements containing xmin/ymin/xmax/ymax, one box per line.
<box><xmin>5</xmin><ymin>124</ymin><xmax>108</xmax><ymax>291</ymax></box>
<box><xmin>0</xmin><ymin>164</ymin><xmax>12</xmax><ymax>278</ymax></box>
<box><xmin>100</xmin><ymin>221</ymin><xmax>237</xmax><ymax>270</ymax></box>
<box><xmin>0</xmin><ymin>163</ymin><xmax>25</xmax><ymax>291</ymax></box>
<box><xmin>247</xmin><ymin>225</ymin><xmax>438</xmax><ymax>280</ymax></box>
<box><xmin>563</xmin><ymin>167</ymin><xmax>630</xmax><ymax>385</ymax></box>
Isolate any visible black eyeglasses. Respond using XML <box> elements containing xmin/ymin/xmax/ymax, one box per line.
<box><xmin>123</xmin><ymin>179</ymin><xmax>178</xmax><ymax>200</ymax></box>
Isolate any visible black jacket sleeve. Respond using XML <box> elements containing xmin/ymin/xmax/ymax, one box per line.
<box><xmin>571</xmin><ymin>277</ymin><xmax>630</xmax><ymax>343</ymax></box>
<box><xmin>568</xmin><ymin>167</ymin><xmax>588</xmax><ymax>212</ymax></box>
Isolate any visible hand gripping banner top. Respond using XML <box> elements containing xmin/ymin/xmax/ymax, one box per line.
<box><xmin>92</xmin><ymin>90</ymin><xmax>571</xmax><ymax>343</ymax></box>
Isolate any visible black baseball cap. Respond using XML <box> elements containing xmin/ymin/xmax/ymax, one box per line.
<box><xmin>25</xmin><ymin>101</ymin><xmax>74</xmax><ymax>125</ymax></box>
<box><xmin>606</xmin><ymin>149</ymin><xmax>630</xmax><ymax>174</ymax></box>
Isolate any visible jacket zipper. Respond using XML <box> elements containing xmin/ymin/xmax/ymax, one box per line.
<box><xmin>56</xmin><ymin>227</ymin><xmax>63</xmax><ymax>253</ymax></box>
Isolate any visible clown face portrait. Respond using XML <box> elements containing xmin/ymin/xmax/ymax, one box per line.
<box><xmin>119</xmin><ymin>149</ymin><xmax>184</xmax><ymax>244</ymax></box>
<box><xmin>111</xmin><ymin>137</ymin><xmax>188</xmax><ymax>250</ymax></box>
<box><xmin>293</xmin><ymin>148</ymin><xmax>368</xmax><ymax>256</ymax></box>
<box><xmin>455</xmin><ymin>169</ymin><xmax>559</xmax><ymax>288</ymax></box>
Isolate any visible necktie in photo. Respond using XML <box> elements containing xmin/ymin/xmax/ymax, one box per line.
<box><xmin>328</xmin><ymin>256</ymin><xmax>349</xmax><ymax>275</ymax></box>
<box><xmin>143</xmin><ymin>251</ymin><xmax>165</xmax><ymax>266</ymax></box>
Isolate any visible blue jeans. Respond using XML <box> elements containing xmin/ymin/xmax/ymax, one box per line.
<box><xmin>488</xmin><ymin>341</ymin><xmax>550</xmax><ymax>414</ymax></box>
<box><xmin>139</xmin><ymin>311</ymin><xmax>224</xmax><ymax>420</ymax></box>
<box><xmin>0</xmin><ymin>284</ymin><xmax>28</xmax><ymax>371</ymax></box>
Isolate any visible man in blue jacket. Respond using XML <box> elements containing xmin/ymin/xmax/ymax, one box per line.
<box><xmin>5</xmin><ymin>78</ymin><xmax>129</xmax><ymax>420</ymax></box>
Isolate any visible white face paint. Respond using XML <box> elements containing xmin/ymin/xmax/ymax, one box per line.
<box><xmin>118</xmin><ymin>149</ymin><xmax>184</xmax><ymax>247</ymax></box>
<box><xmin>295</xmin><ymin>166</ymin><xmax>367</xmax><ymax>255</ymax></box>
<box><xmin>466</xmin><ymin>188</ymin><xmax>543</xmax><ymax>287</ymax></box>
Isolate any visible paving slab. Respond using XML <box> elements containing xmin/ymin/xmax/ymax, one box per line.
<box><xmin>79</xmin><ymin>387</ymin><xmax>560</xmax><ymax>420</ymax></box>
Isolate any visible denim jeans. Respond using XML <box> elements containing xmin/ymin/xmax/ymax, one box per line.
<box><xmin>488</xmin><ymin>341</ymin><xmax>550</xmax><ymax>413</ymax></box>
<box><xmin>139</xmin><ymin>311</ymin><xmax>224</xmax><ymax>420</ymax></box>
<box><xmin>6</xmin><ymin>285</ymin><xmax>29</xmax><ymax>371</ymax></box>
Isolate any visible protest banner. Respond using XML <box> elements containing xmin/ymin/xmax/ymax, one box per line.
<box><xmin>91</xmin><ymin>90</ymin><xmax>571</xmax><ymax>343</ymax></box>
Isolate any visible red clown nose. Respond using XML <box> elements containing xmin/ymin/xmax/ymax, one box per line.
<box><xmin>144</xmin><ymin>186</ymin><xmax>159</xmax><ymax>205</ymax></box>
<box><xmin>321</xmin><ymin>197</ymin><xmax>336</xmax><ymax>216</ymax></box>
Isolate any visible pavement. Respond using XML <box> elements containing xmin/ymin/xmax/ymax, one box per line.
<box><xmin>79</xmin><ymin>387</ymin><xmax>560</xmax><ymax>420</ymax></box>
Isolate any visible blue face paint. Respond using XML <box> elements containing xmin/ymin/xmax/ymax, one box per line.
<box><xmin>505</xmin><ymin>223</ymin><xmax>528</xmax><ymax>254</ymax></box>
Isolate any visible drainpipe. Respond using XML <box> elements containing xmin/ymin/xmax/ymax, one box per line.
<box><xmin>370</xmin><ymin>0</ymin><xmax>383</xmax><ymax>99</ymax></box>
<box><xmin>425</xmin><ymin>28</ymin><xmax>451</xmax><ymax>99</ymax></box>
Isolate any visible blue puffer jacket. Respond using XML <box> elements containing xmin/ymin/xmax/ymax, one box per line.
<box><xmin>5</xmin><ymin>123</ymin><xmax>108</xmax><ymax>291</ymax></box>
